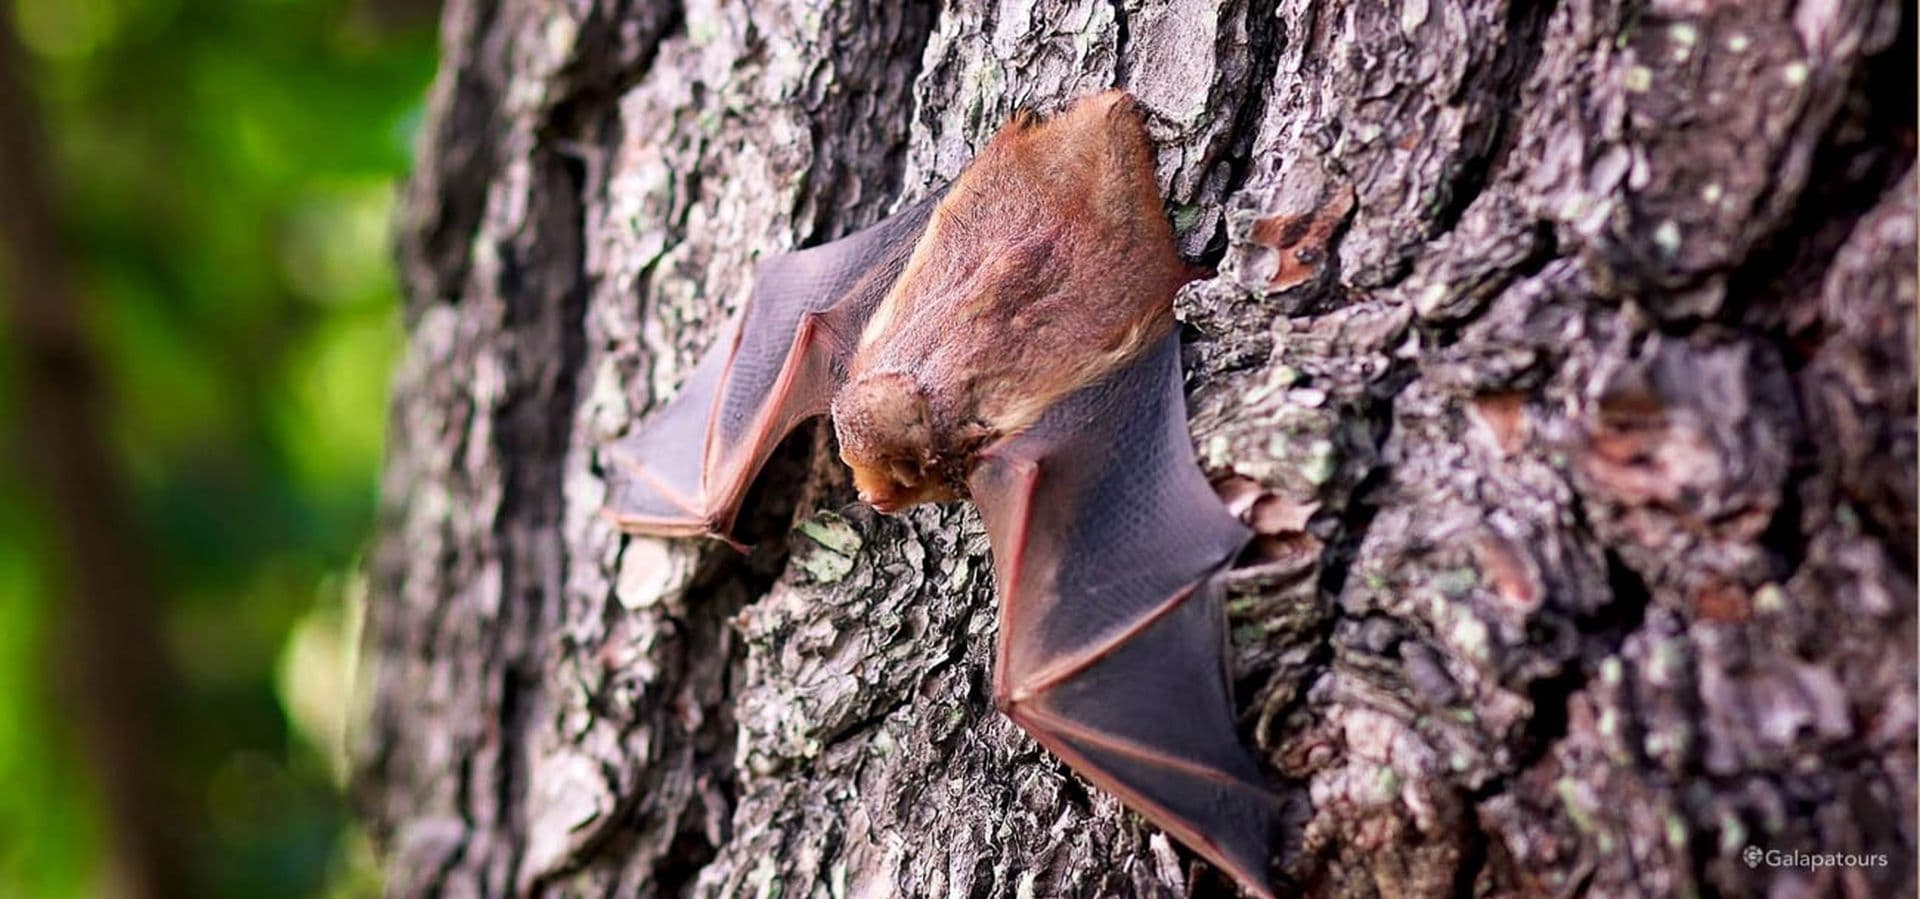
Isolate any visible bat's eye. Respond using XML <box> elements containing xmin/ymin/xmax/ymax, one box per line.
<box><xmin>887</xmin><ymin>459</ymin><xmax>923</xmax><ymax>487</ymax></box>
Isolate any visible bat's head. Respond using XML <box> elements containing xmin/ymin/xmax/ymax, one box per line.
<box><xmin>831</xmin><ymin>370</ymin><xmax>975</xmax><ymax>513</ymax></box>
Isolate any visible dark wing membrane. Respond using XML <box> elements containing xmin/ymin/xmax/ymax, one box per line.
<box><xmin>969</xmin><ymin>332</ymin><xmax>1275</xmax><ymax>897</ymax></box>
<box><xmin>604</xmin><ymin>192</ymin><xmax>942</xmax><ymax>538</ymax></box>
<box><xmin>604</xmin><ymin>333</ymin><xmax>734</xmax><ymax>535</ymax></box>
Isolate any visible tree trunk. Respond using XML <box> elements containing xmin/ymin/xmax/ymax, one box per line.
<box><xmin>361</xmin><ymin>1</ymin><xmax>1916</xmax><ymax>896</ymax></box>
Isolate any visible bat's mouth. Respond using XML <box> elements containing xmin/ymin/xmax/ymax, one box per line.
<box><xmin>854</xmin><ymin>468</ymin><xmax>961</xmax><ymax>515</ymax></box>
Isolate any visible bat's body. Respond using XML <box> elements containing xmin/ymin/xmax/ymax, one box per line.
<box><xmin>606</xmin><ymin>92</ymin><xmax>1279</xmax><ymax>897</ymax></box>
<box><xmin>833</xmin><ymin>96</ymin><xmax>1188</xmax><ymax>512</ymax></box>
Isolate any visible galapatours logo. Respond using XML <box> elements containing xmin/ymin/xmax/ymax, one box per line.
<box><xmin>1743</xmin><ymin>846</ymin><xmax>1890</xmax><ymax>869</ymax></box>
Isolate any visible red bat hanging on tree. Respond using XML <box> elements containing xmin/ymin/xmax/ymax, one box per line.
<box><xmin>603</xmin><ymin>90</ymin><xmax>1280</xmax><ymax>898</ymax></box>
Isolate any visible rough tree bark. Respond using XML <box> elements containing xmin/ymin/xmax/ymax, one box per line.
<box><xmin>361</xmin><ymin>1</ymin><xmax>1916</xmax><ymax>896</ymax></box>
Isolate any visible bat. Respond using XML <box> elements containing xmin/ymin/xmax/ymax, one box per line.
<box><xmin>604</xmin><ymin>91</ymin><xmax>1279</xmax><ymax>897</ymax></box>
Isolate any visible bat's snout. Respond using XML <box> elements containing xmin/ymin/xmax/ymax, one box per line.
<box><xmin>850</xmin><ymin>461</ymin><xmax>956</xmax><ymax>514</ymax></box>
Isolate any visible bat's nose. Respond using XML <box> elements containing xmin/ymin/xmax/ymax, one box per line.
<box><xmin>860</xmin><ymin>489</ymin><xmax>903</xmax><ymax>514</ymax></box>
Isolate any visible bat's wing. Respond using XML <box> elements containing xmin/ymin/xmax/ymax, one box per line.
<box><xmin>968</xmin><ymin>332</ymin><xmax>1276</xmax><ymax>897</ymax></box>
<box><xmin>604</xmin><ymin>194</ymin><xmax>941</xmax><ymax>539</ymax></box>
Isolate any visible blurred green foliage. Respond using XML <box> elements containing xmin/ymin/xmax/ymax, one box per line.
<box><xmin>0</xmin><ymin>0</ymin><xmax>436</xmax><ymax>895</ymax></box>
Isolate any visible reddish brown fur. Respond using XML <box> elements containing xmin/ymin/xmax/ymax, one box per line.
<box><xmin>833</xmin><ymin>91</ymin><xmax>1192</xmax><ymax>511</ymax></box>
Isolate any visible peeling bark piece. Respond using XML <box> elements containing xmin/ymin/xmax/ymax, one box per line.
<box><xmin>1247</xmin><ymin>177</ymin><xmax>1357</xmax><ymax>292</ymax></box>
